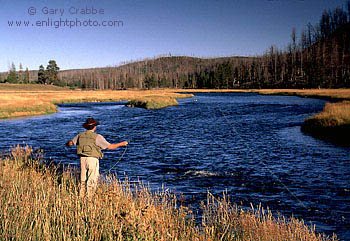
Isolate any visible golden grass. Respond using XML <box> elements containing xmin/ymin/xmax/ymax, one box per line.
<box><xmin>251</xmin><ymin>89</ymin><xmax>350</xmax><ymax>101</ymax></box>
<box><xmin>0</xmin><ymin>146</ymin><xmax>337</xmax><ymax>240</ymax></box>
<box><xmin>126</xmin><ymin>96</ymin><xmax>179</xmax><ymax>109</ymax></box>
<box><xmin>180</xmin><ymin>88</ymin><xmax>350</xmax><ymax>101</ymax></box>
<box><xmin>0</xmin><ymin>83</ymin><xmax>68</xmax><ymax>92</ymax></box>
<box><xmin>0</xmin><ymin>84</ymin><xmax>194</xmax><ymax>118</ymax></box>
<box><xmin>2</xmin><ymin>83</ymin><xmax>350</xmax><ymax>119</ymax></box>
<box><xmin>305</xmin><ymin>101</ymin><xmax>350</xmax><ymax>127</ymax></box>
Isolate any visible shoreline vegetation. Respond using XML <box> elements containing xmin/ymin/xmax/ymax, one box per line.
<box><xmin>0</xmin><ymin>145</ymin><xmax>337</xmax><ymax>240</ymax></box>
<box><xmin>0</xmin><ymin>84</ymin><xmax>350</xmax><ymax>142</ymax></box>
<box><xmin>0</xmin><ymin>84</ymin><xmax>194</xmax><ymax>119</ymax></box>
<box><xmin>181</xmin><ymin>89</ymin><xmax>350</xmax><ymax>145</ymax></box>
<box><xmin>255</xmin><ymin>89</ymin><xmax>350</xmax><ymax>145</ymax></box>
<box><xmin>125</xmin><ymin>96</ymin><xmax>181</xmax><ymax>109</ymax></box>
<box><xmin>301</xmin><ymin>101</ymin><xmax>350</xmax><ymax>145</ymax></box>
<box><xmin>1</xmin><ymin>83</ymin><xmax>349</xmax><ymax>142</ymax></box>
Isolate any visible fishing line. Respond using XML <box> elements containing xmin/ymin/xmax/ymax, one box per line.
<box><xmin>217</xmin><ymin>107</ymin><xmax>308</xmax><ymax>210</ymax></box>
<box><xmin>101</xmin><ymin>129</ymin><xmax>151</xmax><ymax>174</ymax></box>
<box><xmin>101</xmin><ymin>144</ymin><xmax>128</xmax><ymax>175</ymax></box>
<box><xmin>99</xmin><ymin>129</ymin><xmax>150</xmax><ymax>176</ymax></box>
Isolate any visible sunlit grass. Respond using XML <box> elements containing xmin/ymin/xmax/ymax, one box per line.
<box><xmin>126</xmin><ymin>96</ymin><xmax>179</xmax><ymax>109</ymax></box>
<box><xmin>252</xmin><ymin>89</ymin><xmax>350</xmax><ymax>101</ymax></box>
<box><xmin>181</xmin><ymin>88</ymin><xmax>350</xmax><ymax>101</ymax></box>
<box><xmin>302</xmin><ymin>101</ymin><xmax>350</xmax><ymax>143</ymax></box>
<box><xmin>2</xmin><ymin>83</ymin><xmax>350</xmax><ymax>119</ymax></box>
<box><xmin>0</xmin><ymin>84</ymin><xmax>194</xmax><ymax>118</ymax></box>
<box><xmin>306</xmin><ymin>101</ymin><xmax>350</xmax><ymax>127</ymax></box>
<box><xmin>0</xmin><ymin>146</ymin><xmax>337</xmax><ymax>240</ymax></box>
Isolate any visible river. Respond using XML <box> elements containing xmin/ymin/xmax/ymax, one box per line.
<box><xmin>1</xmin><ymin>93</ymin><xmax>349</xmax><ymax>239</ymax></box>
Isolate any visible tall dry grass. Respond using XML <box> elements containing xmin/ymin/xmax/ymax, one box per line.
<box><xmin>306</xmin><ymin>101</ymin><xmax>350</xmax><ymax>127</ymax></box>
<box><xmin>0</xmin><ymin>146</ymin><xmax>337</xmax><ymax>240</ymax></box>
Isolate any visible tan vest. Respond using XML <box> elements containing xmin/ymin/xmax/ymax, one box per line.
<box><xmin>77</xmin><ymin>131</ymin><xmax>103</xmax><ymax>159</ymax></box>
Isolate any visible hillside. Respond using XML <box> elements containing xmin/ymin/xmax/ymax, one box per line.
<box><xmin>57</xmin><ymin>55</ymin><xmax>251</xmax><ymax>89</ymax></box>
<box><xmin>0</xmin><ymin>56</ymin><xmax>251</xmax><ymax>89</ymax></box>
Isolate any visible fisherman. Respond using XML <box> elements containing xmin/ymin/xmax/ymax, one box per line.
<box><xmin>65</xmin><ymin>117</ymin><xmax>128</xmax><ymax>197</ymax></box>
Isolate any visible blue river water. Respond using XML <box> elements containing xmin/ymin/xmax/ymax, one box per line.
<box><xmin>0</xmin><ymin>93</ymin><xmax>349</xmax><ymax>239</ymax></box>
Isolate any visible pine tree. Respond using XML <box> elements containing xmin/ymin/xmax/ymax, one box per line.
<box><xmin>24</xmin><ymin>68</ymin><xmax>30</xmax><ymax>84</ymax></box>
<box><xmin>7</xmin><ymin>63</ymin><xmax>18</xmax><ymax>83</ymax></box>
<box><xmin>46</xmin><ymin>60</ymin><xmax>60</xmax><ymax>85</ymax></box>
<box><xmin>18</xmin><ymin>63</ymin><xmax>23</xmax><ymax>83</ymax></box>
<box><xmin>38</xmin><ymin>65</ymin><xmax>47</xmax><ymax>84</ymax></box>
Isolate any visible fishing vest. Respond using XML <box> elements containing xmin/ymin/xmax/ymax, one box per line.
<box><xmin>76</xmin><ymin>131</ymin><xmax>103</xmax><ymax>159</ymax></box>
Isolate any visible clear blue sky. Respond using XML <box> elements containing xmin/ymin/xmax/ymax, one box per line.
<box><xmin>0</xmin><ymin>0</ymin><xmax>347</xmax><ymax>72</ymax></box>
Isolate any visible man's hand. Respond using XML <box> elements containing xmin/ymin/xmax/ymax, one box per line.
<box><xmin>65</xmin><ymin>140</ymin><xmax>73</xmax><ymax>147</ymax></box>
<box><xmin>120</xmin><ymin>141</ymin><xmax>129</xmax><ymax>146</ymax></box>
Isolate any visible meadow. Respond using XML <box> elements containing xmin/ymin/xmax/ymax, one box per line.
<box><xmin>0</xmin><ymin>145</ymin><xmax>337</xmax><ymax>240</ymax></box>
<box><xmin>1</xmin><ymin>83</ymin><xmax>350</xmax><ymax>121</ymax></box>
<box><xmin>0</xmin><ymin>84</ymin><xmax>193</xmax><ymax>118</ymax></box>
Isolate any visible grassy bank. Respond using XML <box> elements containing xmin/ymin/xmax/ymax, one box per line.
<box><xmin>0</xmin><ymin>84</ymin><xmax>193</xmax><ymax>119</ymax></box>
<box><xmin>2</xmin><ymin>84</ymin><xmax>350</xmax><ymax>119</ymax></box>
<box><xmin>248</xmin><ymin>89</ymin><xmax>350</xmax><ymax>144</ymax></box>
<box><xmin>126</xmin><ymin>96</ymin><xmax>180</xmax><ymax>109</ymax></box>
<box><xmin>253</xmin><ymin>89</ymin><xmax>350</xmax><ymax>101</ymax></box>
<box><xmin>181</xmin><ymin>89</ymin><xmax>350</xmax><ymax>144</ymax></box>
<box><xmin>0</xmin><ymin>146</ymin><xmax>337</xmax><ymax>240</ymax></box>
<box><xmin>301</xmin><ymin>101</ymin><xmax>350</xmax><ymax>144</ymax></box>
<box><xmin>180</xmin><ymin>88</ymin><xmax>350</xmax><ymax>101</ymax></box>
<box><xmin>2</xmin><ymin>84</ymin><xmax>349</xmax><ymax>143</ymax></box>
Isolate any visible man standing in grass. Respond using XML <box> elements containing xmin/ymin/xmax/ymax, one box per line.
<box><xmin>66</xmin><ymin>118</ymin><xmax>128</xmax><ymax>197</ymax></box>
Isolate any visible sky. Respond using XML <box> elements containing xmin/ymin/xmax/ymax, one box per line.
<box><xmin>0</xmin><ymin>0</ymin><xmax>347</xmax><ymax>72</ymax></box>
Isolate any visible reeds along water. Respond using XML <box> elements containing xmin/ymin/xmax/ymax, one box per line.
<box><xmin>0</xmin><ymin>146</ymin><xmax>337</xmax><ymax>240</ymax></box>
<box><xmin>310</xmin><ymin>101</ymin><xmax>350</xmax><ymax>126</ymax></box>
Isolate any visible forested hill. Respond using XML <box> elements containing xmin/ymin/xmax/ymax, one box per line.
<box><xmin>57</xmin><ymin>56</ymin><xmax>252</xmax><ymax>89</ymax></box>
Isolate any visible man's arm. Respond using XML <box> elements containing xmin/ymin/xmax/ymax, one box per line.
<box><xmin>108</xmin><ymin>141</ymin><xmax>128</xmax><ymax>150</ymax></box>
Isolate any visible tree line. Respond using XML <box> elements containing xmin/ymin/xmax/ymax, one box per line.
<box><xmin>1</xmin><ymin>1</ymin><xmax>349</xmax><ymax>89</ymax></box>
<box><xmin>0</xmin><ymin>60</ymin><xmax>61</xmax><ymax>86</ymax></box>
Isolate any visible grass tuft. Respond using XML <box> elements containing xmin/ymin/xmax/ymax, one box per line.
<box><xmin>301</xmin><ymin>101</ymin><xmax>350</xmax><ymax>145</ymax></box>
<box><xmin>126</xmin><ymin>96</ymin><xmax>179</xmax><ymax>109</ymax></box>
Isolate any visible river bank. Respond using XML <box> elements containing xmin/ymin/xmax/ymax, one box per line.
<box><xmin>0</xmin><ymin>84</ymin><xmax>193</xmax><ymax>119</ymax></box>
<box><xmin>0</xmin><ymin>145</ymin><xmax>337</xmax><ymax>240</ymax></box>
<box><xmin>181</xmin><ymin>89</ymin><xmax>350</xmax><ymax>145</ymax></box>
<box><xmin>1</xmin><ymin>84</ymin><xmax>349</xmax><ymax>144</ymax></box>
<box><xmin>2</xmin><ymin>84</ymin><xmax>350</xmax><ymax>118</ymax></box>
<box><xmin>253</xmin><ymin>90</ymin><xmax>350</xmax><ymax>145</ymax></box>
